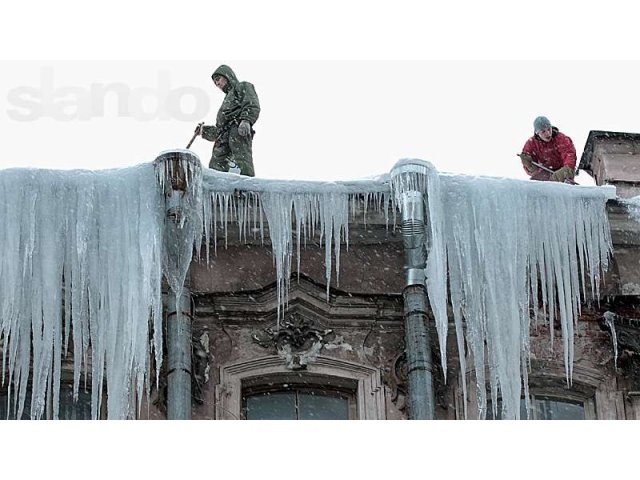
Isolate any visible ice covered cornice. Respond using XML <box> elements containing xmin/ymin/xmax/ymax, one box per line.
<box><xmin>199</xmin><ymin>156</ymin><xmax>616</xmax><ymax>200</ymax></box>
<box><xmin>202</xmin><ymin>167</ymin><xmax>391</xmax><ymax>194</ymax></box>
<box><xmin>0</xmin><ymin>153</ymin><xmax>618</xmax><ymax>421</ymax></box>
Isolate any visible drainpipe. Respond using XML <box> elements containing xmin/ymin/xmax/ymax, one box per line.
<box><xmin>391</xmin><ymin>160</ymin><xmax>436</xmax><ymax>420</ymax></box>
<box><xmin>155</xmin><ymin>150</ymin><xmax>201</xmax><ymax>420</ymax></box>
<box><xmin>165</xmin><ymin>288</ymin><xmax>192</xmax><ymax>420</ymax></box>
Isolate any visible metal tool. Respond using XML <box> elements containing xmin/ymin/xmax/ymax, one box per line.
<box><xmin>186</xmin><ymin>122</ymin><xmax>204</xmax><ymax>149</ymax></box>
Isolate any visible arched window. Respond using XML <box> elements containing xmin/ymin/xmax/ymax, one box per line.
<box><xmin>243</xmin><ymin>384</ymin><xmax>355</xmax><ymax>420</ymax></box>
<box><xmin>216</xmin><ymin>356</ymin><xmax>385</xmax><ymax>420</ymax></box>
<box><xmin>458</xmin><ymin>360</ymin><xmax>605</xmax><ymax>420</ymax></box>
<box><xmin>485</xmin><ymin>395</ymin><xmax>588</xmax><ymax>420</ymax></box>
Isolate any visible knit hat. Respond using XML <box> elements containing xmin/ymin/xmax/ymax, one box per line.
<box><xmin>533</xmin><ymin>116</ymin><xmax>552</xmax><ymax>133</ymax></box>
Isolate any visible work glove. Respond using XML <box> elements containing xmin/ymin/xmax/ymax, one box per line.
<box><xmin>238</xmin><ymin>119</ymin><xmax>251</xmax><ymax>137</ymax></box>
<box><xmin>550</xmin><ymin>166</ymin><xmax>575</xmax><ymax>183</ymax></box>
<box><xmin>518</xmin><ymin>153</ymin><xmax>534</xmax><ymax>173</ymax></box>
<box><xmin>201</xmin><ymin>125</ymin><xmax>218</xmax><ymax>141</ymax></box>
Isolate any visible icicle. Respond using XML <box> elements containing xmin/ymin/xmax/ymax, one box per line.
<box><xmin>603</xmin><ymin>311</ymin><xmax>619</xmax><ymax>371</ymax></box>
<box><xmin>390</xmin><ymin>160</ymin><xmax>450</xmax><ymax>383</ymax></box>
<box><xmin>0</xmin><ymin>164</ymin><xmax>165</xmax><ymax>420</ymax></box>
<box><xmin>156</xmin><ymin>151</ymin><xmax>203</xmax><ymax>301</ymax></box>
<box><xmin>260</xmin><ymin>191</ymin><xmax>294</xmax><ymax>323</ymax></box>
<box><xmin>434</xmin><ymin>174</ymin><xmax>614</xmax><ymax>419</ymax></box>
<box><xmin>1</xmin><ymin>158</ymin><xmax>610</xmax><ymax>421</ymax></box>
<box><xmin>251</xmin><ymin>189</ymin><xmax>351</xmax><ymax>322</ymax></box>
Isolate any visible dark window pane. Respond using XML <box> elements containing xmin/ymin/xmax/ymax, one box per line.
<box><xmin>2</xmin><ymin>387</ymin><xmax>94</xmax><ymax>420</ymax></box>
<box><xmin>298</xmin><ymin>392</ymin><xmax>349</xmax><ymax>420</ymax></box>
<box><xmin>246</xmin><ymin>392</ymin><xmax>297</xmax><ymax>420</ymax></box>
<box><xmin>534</xmin><ymin>397</ymin><xmax>585</xmax><ymax>420</ymax></box>
<box><xmin>486</xmin><ymin>396</ymin><xmax>585</xmax><ymax>420</ymax></box>
<box><xmin>485</xmin><ymin>398</ymin><xmax>529</xmax><ymax>420</ymax></box>
<box><xmin>0</xmin><ymin>391</ymin><xmax>32</xmax><ymax>420</ymax></box>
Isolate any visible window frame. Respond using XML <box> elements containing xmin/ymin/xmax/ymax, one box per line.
<box><xmin>216</xmin><ymin>355</ymin><xmax>386</xmax><ymax>420</ymax></box>
<box><xmin>0</xmin><ymin>383</ymin><xmax>95</xmax><ymax>420</ymax></box>
<box><xmin>456</xmin><ymin>357</ymin><xmax>609</xmax><ymax>420</ymax></box>
<box><xmin>242</xmin><ymin>383</ymin><xmax>357</xmax><ymax>420</ymax></box>
<box><xmin>485</xmin><ymin>393</ymin><xmax>594</xmax><ymax>420</ymax></box>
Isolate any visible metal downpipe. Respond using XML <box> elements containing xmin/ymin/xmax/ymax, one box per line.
<box><xmin>166</xmin><ymin>289</ymin><xmax>193</xmax><ymax>420</ymax></box>
<box><xmin>391</xmin><ymin>161</ymin><xmax>436</xmax><ymax>420</ymax></box>
<box><xmin>155</xmin><ymin>149</ymin><xmax>201</xmax><ymax>420</ymax></box>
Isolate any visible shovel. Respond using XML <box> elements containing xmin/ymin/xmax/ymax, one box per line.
<box><xmin>518</xmin><ymin>154</ymin><xmax>578</xmax><ymax>185</ymax></box>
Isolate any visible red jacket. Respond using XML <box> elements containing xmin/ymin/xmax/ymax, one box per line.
<box><xmin>522</xmin><ymin>127</ymin><xmax>576</xmax><ymax>180</ymax></box>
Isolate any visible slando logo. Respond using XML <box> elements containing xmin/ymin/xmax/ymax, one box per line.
<box><xmin>6</xmin><ymin>67</ymin><xmax>210</xmax><ymax>122</ymax></box>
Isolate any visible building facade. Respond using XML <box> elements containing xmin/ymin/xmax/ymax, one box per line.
<box><xmin>2</xmin><ymin>130</ymin><xmax>640</xmax><ymax>420</ymax></box>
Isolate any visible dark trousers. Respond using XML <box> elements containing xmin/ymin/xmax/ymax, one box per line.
<box><xmin>209</xmin><ymin>125</ymin><xmax>255</xmax><ymax>177</ymax></box>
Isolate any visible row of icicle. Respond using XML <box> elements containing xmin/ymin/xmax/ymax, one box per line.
<box><xmin>1</xmin><ymin>157</ymin><xmax>615</xmax><ymax>419</ymax></box>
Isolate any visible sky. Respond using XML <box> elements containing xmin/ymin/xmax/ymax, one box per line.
<box><xmin>1</xmin><ymin>3</ymin><xmax>639</xmax><ymax>186</ymax></box>
<box><xmin>2</xmin><ymin>0</ymin><xmax>639</xmax><ymax>476</ymax></box>
<box><xmin>3</xmin><ymin>60</ymin><xmax>640</xmax><ymax>185</ymax></box>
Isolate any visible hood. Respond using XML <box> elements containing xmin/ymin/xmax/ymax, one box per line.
<box><xmin>212</xmin><ymin>65</ymin><xmax>238</xmax><ymax>93</ymax></box>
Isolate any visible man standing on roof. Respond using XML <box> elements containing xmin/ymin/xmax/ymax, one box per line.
<box><xmin>519</xmin><ymin>116</ymin><xmax>577</xmax><ymax>182</ymax></box>
<box><xmin>195</xmin><ymin>65</ymin><xmax>260</xmax><ymax>177</ymax></box>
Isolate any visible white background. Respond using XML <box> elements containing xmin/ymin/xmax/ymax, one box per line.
<box><xmin>1</xmin><ymin>0</ymin><xmax>638</xmax><ymax>477</ymax></box>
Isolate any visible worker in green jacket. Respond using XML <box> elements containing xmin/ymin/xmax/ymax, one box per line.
<box><xmin>196</xmin><ymin>65</ymin><xmax>260</xmax><ymax>176</ymax></box>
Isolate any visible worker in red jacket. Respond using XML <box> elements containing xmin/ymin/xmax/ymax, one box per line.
<box><xmin>519</xmin><ymin>116</ymin><xmax>576</xmax><ymax>182</ymax></box>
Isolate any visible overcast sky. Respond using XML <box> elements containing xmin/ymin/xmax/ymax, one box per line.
<box><xmin>4</xmin><ymin>59</ymin><xmax>639</xmax><ymax>186</ymax></box>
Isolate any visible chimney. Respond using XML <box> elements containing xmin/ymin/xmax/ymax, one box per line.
<box><xmin>579</xmin><ymin>130</ymin><xmax>640</xmax><ymax>198</ymax></box>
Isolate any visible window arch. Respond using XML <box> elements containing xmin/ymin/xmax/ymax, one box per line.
<box><xmin>456</xmin><ymin>359</ymin><xmax>612</xmax><ymax>420</ymax></box>
<box><xmin>216</xmin><ymin>356</ymin><xmax>385</xmax><ymax>420</ymax></box>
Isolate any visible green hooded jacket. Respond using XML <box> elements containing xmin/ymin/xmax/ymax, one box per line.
<box><xmin>202</xmin><ymin>65</ymin><xmax>260</xmax><ymax>142</ymax></box>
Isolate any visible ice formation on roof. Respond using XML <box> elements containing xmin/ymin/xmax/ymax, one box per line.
<box><xmin>0</xmin><ymin>153</ymin><xmax>615</xmax><ymax>420</ymax></box>
<box><xmin>200</xmin><ymin>170</ymin><xmax>393</xmax><ymax>321</ymax></box>
<box><xmin>429</xmin><ymin>170</ymin><xmax>613</xmax><ymax>419</ymax></box>
<box><xmin>0</xmin><ymin>164</ymin><xmax>163</xmax><ymax>419</ymax></box>
<box><xmin>602</xmin><ymin>311</ymin><xmax>619</xmax><ymax>372</ymax></box>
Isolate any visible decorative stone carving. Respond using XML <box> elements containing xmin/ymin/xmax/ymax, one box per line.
<box><xmin>151</xmin><ymin>331</ymin><xmax>212</xmax><ymax>412</ymax></box>
<box><xmin>383</xmin><ymin>342</ymin><xmax>448</xmax><ymax>414</ymax></box>
<box><xmin>599</xmin><ymin>311</ymin><xmax>640</xmax><ymax>354</ymax></box>
<box><xmin>192</xmin><ymin>332</ymin><xmax>211</xmax><ymax>405</ymax></box>
<box><xmin>385</xmin><ymin>352</ymin><xmax>408</xmax><ymax>413</ymax></box>
<box><xmin>600</xmin><ymin>311</ymin><xmax>640</xmax><ymax>389</ymax></box>
<box><xmin>251</xmin><ymin>313</ymin><xmax>336</xmax><ymax>370</ymax></box>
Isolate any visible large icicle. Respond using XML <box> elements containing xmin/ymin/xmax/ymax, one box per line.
<box><xmin>201</xmin><ymin>170</ymin><xmax>390</xmax><ymax>322</ymax></box>
<box><xmin>205</xmin><ymin>165</ymin><xmax>614</xmax><ymax>421</ymax></box>
<box><xmin>0</xmin><ymin>164</ymin><xmax>164</xmax><ymax>420</ymax></box>
<box><xmin>431</xmin><ymin>172</ymin><xmax>614</xmax><ymax>419</ymax></box>
<box><xmin>260</xmin><ymin>190</ymin><xmax>350</xmax><ymax>320</ymax></box>
<box><xmin>1</xmin><ymin>157</ymin><xmax>615</xmax><ymax>422</ymax></box>
<box><xmin>155</xmin><ymin>150</ymin><xmax>203</xmax><ymax>300</ymax></box>
<box><xmin>602</xmin><ymin>311</ymin><xmax>619</xmax><ymax>371</ymax></box>
<box><xmin>390</xmin><ymin>159</ymin><xmax>450</xmax><ymax>382</ymax></box>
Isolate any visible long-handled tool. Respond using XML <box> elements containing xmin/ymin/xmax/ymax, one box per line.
<box><xmin>518</xmin><ymin>154</ymin><xmax>578</xmax><ymax>185</ymax></box>
<box><xmin>186</xmin><ymin>122</ymin><xmax>204</xmax><ymax>149</ymax></box>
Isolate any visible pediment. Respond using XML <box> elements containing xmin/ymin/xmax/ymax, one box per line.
<box><xmin>193</xmin><ymin>273</ymin><xmax>403</xmax><ymax>328</ymax></box>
